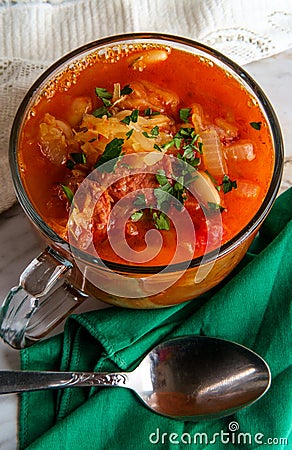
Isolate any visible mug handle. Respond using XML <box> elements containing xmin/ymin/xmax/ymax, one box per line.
<box><xmin>0</xmin><ymin>246</ymin><xmax>88</xmax><ymax>349</ymax></box>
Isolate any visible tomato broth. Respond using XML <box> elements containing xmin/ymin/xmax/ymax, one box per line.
<box><xmin>18</xmin><ymin>43</ymin><xmax>274</xmax><ymax>266</ymax></box>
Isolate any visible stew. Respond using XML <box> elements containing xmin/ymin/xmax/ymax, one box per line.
<box><xmin>18</xmin><ymin>44</ymin><xmax>274</xmax><ymax>266</ymax></box>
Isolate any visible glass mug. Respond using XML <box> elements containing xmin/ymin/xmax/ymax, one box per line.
<box><xmin>0</xmin><ymin>33</ymin><xmax>283</xmax><ymax>349</ymax></box>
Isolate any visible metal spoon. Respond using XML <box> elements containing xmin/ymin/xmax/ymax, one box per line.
<box><xmin>0</xmin><ymin>336</ymin><xmax>270</xmax><ymax>420</ymax></box>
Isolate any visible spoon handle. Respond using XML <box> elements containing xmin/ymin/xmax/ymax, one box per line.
<box><xmin>0</xmin><ymin>370</ymin><xmax>130</xmax><ymax>394</ymax></box>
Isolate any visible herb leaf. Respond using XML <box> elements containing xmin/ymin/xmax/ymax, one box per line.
<box><xmin>92</xmin><ymin>106</ymin><xmax>112</xmax><ymax>118</ymax></box>
<box><xmin>155</xmin><ymin>169</ymin><xmax>171</xmax><ymax>189</ymax></box>
<box><xmin>250</xmin><ymin>121</ymin><xmax>262</xmax><ymax>130</ymax></box>
<box><xmin>154</xmin><ymin>144</ymin><xmax>162</xmax><ymax>152</ymax></box>
<box><xmin>126</xmin><ymin>129</ymin><xmax>134</xmax><ymax>140</ymax></box>
<box><xmin>154</xmin><ymin>188</ymin><xmax>172</xmax><ymax>210</ymax></box>
<box><xmin>94</xmin><ymin>137</ymin><xmax>124</xmax><ymax>172</ymax></box>
<box><xmin>121</xmin><ymin>84</ymin><xmax>133</xmax><ymax>95</ymax></box>
<box><xmin>142</xmin><ymin>126</ymin><xmax>160</xmax><ymax>139</ymax></box>
<box><xmin>173</xmin><ymin>179</ymin><xmax>187</xmax><ymax>207</ymax></box>
<box><xmin>131</xmin><ymin>211</ymin><xmax>143</xmax><ymax>222</ymax></box>
<box><xmin>154</xmin><ymin>169</ymin><xmax>186</xmax><ymax>210</ymax></box>
<box><xmin>133</xmin><ymin>194</ymin><xmax>146</xmax><ymax>208</ymax></box>
<box><xmin>158</xmin><ymin>127</ymin><xmax>202</xmax><ymax>155</ymax></box>
<box><xmin>61</xmin><ymin>185</ymin><xmax>74</xmax><ymax>204</ymax></box>
<box><xmin>221</xmin><ymin>175</ymin><xmax>237</xmax><ymax>193</ymax></box>
<box><xmin>95</xmin><ymin>87</ymin><xmax>112</xmax><ymax>100</ymax></box>
<box><xmin>153</xmin><ymin>212</ymin><xmax>170</xmax><ymax>230</ymax></box>
<box><xmin>121</xmin><ymin>109</ymin><xmax>139</xmax><ymax>125</ymax></box>
<box><xmin>94</xmin><ymin>87</ymin><xmax>113</xmax><ymax>117</ymax></box>
<box><xmin>178</xmin><ymin>145</ymin><xmax>200</xmax><ymax>168</ymax></box>
<box><xmin>179</xmin><ymin>108</ymin><xmax>191</xmax><ymax>123</ymax></box>
<box><xmin>153</xmin><ymin>128</ymin><xmax>203</xmax><ymax>211</ymax></box>
<box><xmin>144</xmin><ymin>108</ymin><xmax>160</xmax><ymax>117</ymax></box>
<box><xmin>154</xmin><ymin>170</ymin><xmax>173</xmax><ymax>210</ymax></box>
<box><xmin>102</xmin><ymin>98</ymin><xmax>112</xmax><ymax>107</ymax></box>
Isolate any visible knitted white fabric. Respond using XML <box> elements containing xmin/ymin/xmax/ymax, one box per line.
<box><xmin>0</xmin><ymin>0</ymin><xmax>292</xmax><ymax>212</ymax></box>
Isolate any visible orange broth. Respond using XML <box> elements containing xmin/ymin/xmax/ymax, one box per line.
<box><xmin>18</xmin><ymin>44</ymin><xmax>274</xmax><ymax>266</ymax></box>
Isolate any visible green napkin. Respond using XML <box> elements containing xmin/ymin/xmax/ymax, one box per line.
<box><xmin>19</xmin><ymin>189</ymin><xmax>292</xmax><ymax>450</ymax></box>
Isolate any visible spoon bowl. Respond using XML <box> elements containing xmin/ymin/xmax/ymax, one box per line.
<box><xmin>0</xmin><ymin>336</ymin><xmax>270</xmax><ymax>420</ymax></box>
<box><xmin>132</xmin><ymin>336</ymin><xmax>271</xmax><ymax>420</ymax></box>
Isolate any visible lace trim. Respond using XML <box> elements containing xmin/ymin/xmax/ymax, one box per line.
<box><xmin>206</xmin><ymin>28</ymin><xmax>275</xmax><ymax>55</ymax></box>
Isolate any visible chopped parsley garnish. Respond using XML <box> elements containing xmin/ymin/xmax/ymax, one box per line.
<box><xmin>92</xmin><ymin>105</ymin><xmax>112</xmax><ymax>118</ymax></box>
<box><xmin>95</xmin><ymin>87</ymin><xmax>112</xmax><ymax>101</ymax></box>
<box><xmin>250</xmin><ymin>121</ymin><xmax>262</xmax><ymax>130</ymax></box>
<box><xmin>121</xmin><ymin>109</ymin><xmax>139</xmax><ymax>125</ymax></box>
<box><xmin>154</xmin><ymin>186</ymin><xmax>172</xmax><ymax>209</ymax></box>
<box><xmin>205</xmin><ymin>171</ymin><xmax>237</xmax><ymax>194</ymax></box>
<box><xmin>94</xmin><ymin>137</ymin><xmax>124</xmax><ymax>172</ymax></box>
<box><xmin>221</xmin><ymin>175</ymin><xmax>237</xmax><ymax>193</ymax></box>
<box><xmin>121</xmin><ymin>84</ymin><xmax>133</xmax><ymax>95</ymax></box>
<box><xmin>126</xmin><ymin>129</ymin><xmax>134</xmax><ymax>140</ymax></box>
<box><xmin>144</xmin><ymin>108</ymin><xmax>160</xmax><ymax>117</ymax></box>
<box><xmin>93</xmin><ymin>87</ymin><xmax>113</xmax><ymax>117</ymax></box>
<box><xmin>177</xmin><ymin>145</ymin><xmax>200</xmax><ymax>168</ymax></box>
<box><xmin>179</xmin><ymin>108</ymin><xmax>192</xmax><ymax>123</ymax></box>
<box><xmin>153</xmin><ymin>211</ymin><xmax>170</xmax><ymax>230</ymax></box>
<box><xmin>93</xmin><ymin>85</ymin><xmax>133</xmax><ymax>118</ymax></box>
<box><xmin>155</xmin><ymin>169</ymin><xmax>171</xmax><ymax>190</ymax></box>
<box><xmin>157</xmin><ymin>130</ymin><xmax>202</xmax><ymax>203</ymax></box>
<box><xmin>173</xmin><ymin>176</ymin><xmax>187</xmax><ymax>205</ymax></box>
<box><xmin>154</xmin><ymin>169</ymin><xmax>186</xmax><ymax>210</ymax></box>
<box><xmin>133</xmin><ymin>193</ymin><xmax>147</xmax><ymax>208</ymax></box>
<box><xmin>132</xmin><ymin>192</ymin><xmax>171</xmax><ymax>229</ymax></box>
<box><xmin>61</xmin><ymin>185</ymin><xmax>74</xmax><ymax>204</ymax></box>
<box><xmin>142</xmin><ymin>126</ymin><xmax>160</xmax><ymax>139</ymax></box>
<box><xmin>101</xmin><ymin>98</ymin><xmax>112</xmax><ymax>108</ymax></box>
<box><xmin>154</xmin><ymin>127</ymin><xmax>202</xmax><ymax>155</ymax></box>
<box><xmin>130</xmin><ymin>211</ymin><xmax>143</xmax><ymax>222</ymax></box>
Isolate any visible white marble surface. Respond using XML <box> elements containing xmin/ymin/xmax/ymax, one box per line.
<box><xmin>0</xmin><ymin>48</ymin><xmax>291</xmax><ymax>449</ymax></box>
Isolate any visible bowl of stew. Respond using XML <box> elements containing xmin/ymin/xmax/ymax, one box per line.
<box><xmin>7</xmin><ymin>33</ymin><xmax>283</xmax><ymax>341</ymax></box>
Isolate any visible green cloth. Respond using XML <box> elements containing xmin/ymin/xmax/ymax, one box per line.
<box><xmin>19</xmin><ymin>189</ymin><xmax>292</xmax><ymax>450</ymax></box>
